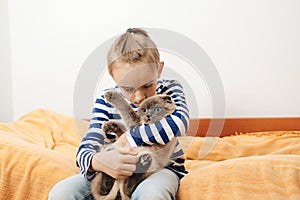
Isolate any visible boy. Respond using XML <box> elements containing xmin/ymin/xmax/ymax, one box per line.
<box><xmin>49</xmin><ymin>28</ymin><xmax>189</xmax><ymax>200</ymax></box>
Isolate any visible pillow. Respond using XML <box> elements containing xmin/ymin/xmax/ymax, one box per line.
<box><xmin>180</xmin><ymin>131</ymin><xmax>300</xmax><ymax>161</ymax></box>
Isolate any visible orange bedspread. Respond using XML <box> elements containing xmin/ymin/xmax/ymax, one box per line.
<box><xmin>1</xmin><ymin>109</ymin><xmax>300</xmax><ymax>200</ymax></box>
<box><xmin>0</xmin><ymin>109</ymin><xmax>86</xmax><ymax>200</ymax></box>
<box><xmin>177</xmin><ymin>133</ymin><xmax>300</xmax><ymax>200</ymax></box>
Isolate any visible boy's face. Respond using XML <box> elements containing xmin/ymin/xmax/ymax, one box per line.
<box><xmin>111</xmin><ymin>61</ymin><xmax>164</xmax><ymax>105</ymax></box>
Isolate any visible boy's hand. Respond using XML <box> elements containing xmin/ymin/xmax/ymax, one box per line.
<box><xmin>91</xmin><ymin>144</ymin><xmax>138</xmax><ymax>179</ymax></box>
<box><xmin>114</xmin><ymin>134</ymin><xmax>129</xmax><ymax>147</ymax></box>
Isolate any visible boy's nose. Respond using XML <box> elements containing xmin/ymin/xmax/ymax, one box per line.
<box><xmin>133</xmin><ymin>89</ymin><xmax>146</xmax><ymax>105</ymax></box>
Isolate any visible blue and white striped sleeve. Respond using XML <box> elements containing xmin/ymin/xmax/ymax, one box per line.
<box><xmin>75</xmin><ymin>90</ymin><xmax>110</xmax><ymax>178</ymax></box>
<box><xmin>126</xmin><ymin>80</ymin><xmax>190</xmax><ymax>147</ymax></box>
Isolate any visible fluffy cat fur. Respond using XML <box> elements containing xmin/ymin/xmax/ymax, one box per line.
<box><xmin>90</xmin><ymin>90</ymin><xmax>177</xmax><ymax>200</ymax></box>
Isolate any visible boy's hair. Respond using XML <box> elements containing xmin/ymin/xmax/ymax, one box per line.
<box><xmin>107</xmin><ymin>28</ymin><xmax>160</xmax><ymax>74</ymax></box>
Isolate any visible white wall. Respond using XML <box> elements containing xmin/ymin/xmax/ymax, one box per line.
<box><xmin>0</xmin><ymin>0</ymin><xmax>13</xmax><ymax>122</ymax></box>
<box><xmin>4</xmin><ymin>0</ymin><xmax>300</xmax><ymax>120</ymax></box>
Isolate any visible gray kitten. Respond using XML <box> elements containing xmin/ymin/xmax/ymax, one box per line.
<box><xmin>90</xmin><ymin>90</ymin><xmax>177</xmax><ymax>200</ymax></box>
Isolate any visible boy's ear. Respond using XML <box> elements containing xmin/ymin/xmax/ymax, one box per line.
<box><xmin>157</xmin><ymin>61</ymin><xmax>164</xmax><ymax>78</ymax></box>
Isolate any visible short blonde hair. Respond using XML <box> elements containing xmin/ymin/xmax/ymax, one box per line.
<box><xmin>107</xmin><ymin>28</ymin><xmax>160</xmax><ymax>75</ymax></box>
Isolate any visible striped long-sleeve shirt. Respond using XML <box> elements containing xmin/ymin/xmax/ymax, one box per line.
<box><xmin>76</xmin><ymin>79</ymin><xmax>189</xmax><ymax>179</ymax></box>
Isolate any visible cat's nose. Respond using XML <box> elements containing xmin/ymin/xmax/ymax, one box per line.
<box><xmin>146</xmin><ymin>115</ymin><xmax>151</xmax><ymax>119</ymax></box>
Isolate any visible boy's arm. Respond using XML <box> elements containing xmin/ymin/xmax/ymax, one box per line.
<box><xmin>126</xmin><ymin>80</ymin><xmax>190</xmax><ymax>147</ymax></box>
<box><xmin>76</xmin><ymin>90</ymin><xmax>110</xmax><ymax>179</ymax></box>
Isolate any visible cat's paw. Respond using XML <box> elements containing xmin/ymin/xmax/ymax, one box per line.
<box><xmin>135</xmin><ymin>153</ymin><xmax>152</xmax><ymax>173</ymax></box>
<box><xmin>102</xmin><ymin>121</ymin><xmax>125</xmax><ymax>136</ymax></box>
<box><xmin>105</xmin><ymin>91</ymin><xmax>123</xmax><ymax>105</ymax></box>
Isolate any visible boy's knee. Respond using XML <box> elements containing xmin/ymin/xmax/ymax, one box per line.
<box><xmin>48</xmin><ymin>183</ymin><xmax>66</xmax><ymax>200</ymax></box>
<box><xmin>131</xmin><ymin>183</ymin><xmax>174</xmax><ymax>200</ymax></box>
<box><xmin>48</xmin><ymin>175</ymin><xmax>93</xmax><ymax>200</ymax></box>
<box><xmin>48</xmin><ymin>183</ymin><xmax>91</xmax><ymax>200</ymax></box>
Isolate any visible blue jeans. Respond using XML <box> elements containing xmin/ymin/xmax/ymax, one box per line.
<box><xmin>48</xmin><ymin>168</ymin><xmax>179</xmax><ymax>200</ymax></box>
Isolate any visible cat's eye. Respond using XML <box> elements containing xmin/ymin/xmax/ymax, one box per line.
<box><xmin>141</xmin><ymin>108</ymin><xmax>147</xmax><ymax>113</ymax></box>
<box><xmin>155</xmin><ymin>107</ymin><xmax>161</xmax><ymax>112</ymax></box>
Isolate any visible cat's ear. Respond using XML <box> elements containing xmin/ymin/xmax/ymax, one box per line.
<box><xmin>161</xmin><ymin>95</ymin><xmax>173</xmax><ymax>104</ymax></box>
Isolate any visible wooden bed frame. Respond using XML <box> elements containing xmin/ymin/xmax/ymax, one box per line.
<box><xmin>187</xmin><ymin>117</ymin><xmax>300</xmax><ymax>137</ymax></box>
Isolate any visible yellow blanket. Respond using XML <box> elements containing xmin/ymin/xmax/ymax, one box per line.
<box><xmin>177</xmin><ymin>133</ymin><xmax>300</xmax><ymax>200</ymax></box>
<box><xmin>0</xmin><ymin>109</ymin><xmax>88</xmax><ymax>200</ymax></box>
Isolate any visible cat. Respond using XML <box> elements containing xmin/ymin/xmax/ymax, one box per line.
<box><xmin>90</xmin><ymin>90</ymin><xmax>177</xmax><ymax>200</ymax></box>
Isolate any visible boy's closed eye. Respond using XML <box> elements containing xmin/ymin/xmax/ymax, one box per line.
<box><xmin>143</xmin><ymin>83</ymin><xmax>153</xmax><ymax>89</ymax></box>
<box><xmin>120</xmin><ymin>81</ymin><xmax>155</xmax><ymax>93</ymax></box>
<box><xmin>121</xmin><ymin>87</ymin><xmax>135</xmax><ymax>93</ymax></box>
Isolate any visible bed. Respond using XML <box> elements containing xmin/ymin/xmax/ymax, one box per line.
<box><xmin>1</xmin><ymin>109</ymin><xmax>299</xmax><ymax>199</ymax></box>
